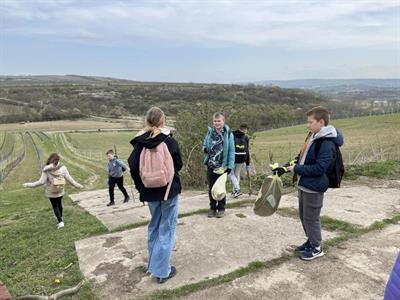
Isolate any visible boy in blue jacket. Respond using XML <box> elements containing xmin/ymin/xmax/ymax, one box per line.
<box><xmin>106</xmin><ymin>149</ymin><xmax>130</xmax><ymax>206</ymax></box>
<box><xmin>287</xmin><ymin>106</ymin><xmax>344</xmax><ymax>260</ymax></box>
<box><xmin>203</xmin><ymin>112</ymin><xmax>235</xmax><ymax>218</ymax></box>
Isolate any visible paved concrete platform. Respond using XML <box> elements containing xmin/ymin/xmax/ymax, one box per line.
<box><xmin>187</xmin><ymin>224</ymin><xmax>400</xmax><ymax>300</ymax></box>
<box><xmin>70</xmin><ymin>189</ymin><xmax>254</xmax><ymax>230</ymax></box>
<box><xmin>279</xmin><ymin>186</ymin><xmax>400</xmax><ymax>227</ymax></box>
<box><xmin>75</xmin><ymin>205</ymin><xmax>337</xmax><ymax>300</ymax></box>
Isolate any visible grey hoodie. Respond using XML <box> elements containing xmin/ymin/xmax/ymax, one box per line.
<box><xmin>298</xmin><ymin>125</ymin><xmax>343</xmax><ymax>193</ymax></box>
<box><xmin>24</xmin><ymin>163</ymin><xmax>83</xmax><ymax>198</ymax></box>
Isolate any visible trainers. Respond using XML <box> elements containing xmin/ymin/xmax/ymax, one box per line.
<box><xmin>158</xmin><ymin>266</ymin><xmax>177</xmax><ymax>284</ymax></box>
<box><xmin>233</xmin><ymin>189</ymin><xmax>242</xmax><ymax>198</ymax></box>
<box><xmin>107</xmin><ymin>201</ymin><xmax>115</xmax><ymax>207</ymax></box>
<box><xmin>123</xmin><ymin>197</ymin><xmax>130</xmax><ymax>203</ymax></box>
<box><xmin>216</xmin><ymin>210</ymin><xmax>225</xmax><ymax>218</ymax></box>
<box><xmin>300</xmin><ymin>245</ymin><xmax>325</xmax><ymax>261</ymax></box>
<box><xmin>57</xmin><ymin>221</ymin><xmax>64</xmax><ymax>229</ymax></box>
<box><xmin>208</xmin><ymin>209</ymin><xmax>216</xmax><ymax>218</ymax></box>
<box><xmin>296</xmin><ymin>239</ymin><xmax>311</xmax><ymax>252</ymax></box>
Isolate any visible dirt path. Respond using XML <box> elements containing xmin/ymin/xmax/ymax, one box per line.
<box><xmin>73</xmin><ymin>181</ymin><xmax>400</xmax><ymax>299</ymax></box>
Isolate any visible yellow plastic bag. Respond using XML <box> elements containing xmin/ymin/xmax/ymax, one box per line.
<box><xmin>253</xmin><ymin>174</ymin><xmax>283</xmax><ymax>216</ymax></box>
<box><xmin>211</xmin><ymin>173</ymin><xmax>227</xmax><ymax>201</ymax></box>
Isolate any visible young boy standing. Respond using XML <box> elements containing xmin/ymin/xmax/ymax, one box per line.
<box><xmin>106</xmin><ymin>149</ymin><xmax>130</xmax><ymax>206</ymax></box>
<box><xmin>287</xmin><ymin>106</ymin><xmax>343</xmax><ymax>261</ymax></box>
<box><xmin>230</xmin><ymin>124</ymin><xmax>251</xmax><ymax>197</ymax></box>
<box><xmin>203</xmin><ymin>112</ymin><xmax>235</xmax><ymax>218</ymax></box>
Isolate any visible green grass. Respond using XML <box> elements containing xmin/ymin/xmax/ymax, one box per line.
<box><xmin>0</xmin><ymin>133</ymin><xmax>107</xmax><ymax>299</ymax></box>
<box><xmin>344</xmin><ymin>160</ymin><xmax>400</xmax><ymax>180</ymax></box>
<box><xmin>65</xmin><ymin>131</ymin><xmax>136</xmax><ymax>163</ymax></box>
<box><xmin>253</xmin><ymin>113</ymin><xmax>400</xmax><ymax>166</ymax></box>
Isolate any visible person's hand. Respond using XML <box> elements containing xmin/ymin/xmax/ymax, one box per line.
<box><xmin>22</xmin><ymin>183</ymin><xmax>28</xmax><ymax>188</ymax></box>
<box><xmin>273</xmin><ymin>167</ymin><xmax>287</xmax><ymax>176</ymax></box>
<box><xmin>77</xmin><ymin>184</ymin><xmax>84</xmax><ymax>189</ymax></box>
<box><xmin>287</xmin><ymin>165</ymin><xmax>296</xmax><ymax>172</ymax></box>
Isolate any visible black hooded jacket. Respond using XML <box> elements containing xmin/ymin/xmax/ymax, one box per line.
<box><xmin>128</xmin><ymin>131</ymin><xmax>183</xmax><ymax>202</ymax></box>
<box><xmin>233</xmin><ymin>130</ymin><xmax>250</xmax><ymax>165</ymax></box>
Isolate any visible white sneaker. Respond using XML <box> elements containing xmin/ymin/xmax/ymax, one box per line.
<box><xmin>57</xmin><ymin>221</ymin><xmax>64</xmax><ymax>229</ymax></box>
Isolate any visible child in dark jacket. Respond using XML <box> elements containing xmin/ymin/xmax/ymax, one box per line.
<box><xmin>106</xmin><ymin>149</ymin><xmax>130</xmax><ymax>206</ymax></box>
<box><xmin>287</xmin><ymin>106</ymin><xmax>344</xmax><ymax>261</ymax></box>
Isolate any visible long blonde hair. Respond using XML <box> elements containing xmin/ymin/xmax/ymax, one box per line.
<box><xmin>144</xmin><ymin>107</ymin><xmax>166</xmax><ymax>138</ymax></box>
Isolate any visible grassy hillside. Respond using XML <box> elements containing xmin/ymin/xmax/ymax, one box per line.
<box><xmin>252</xmin><ymin>113</ymin><xmax>400</xmax><ymax>170</ymax></box>
<box><xmin>0</xmin><ymin>75</ymin><xmax>364</xmax><ymax>130</ymax></box>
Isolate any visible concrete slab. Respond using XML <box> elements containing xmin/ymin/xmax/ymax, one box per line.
<box><xmin>70</xmin><ymin>189</ymin><xmax>254</xmax><ymax>230</ymax></box>
<box><xmin>279</xmin><ymin>186</ymin><xmax>400</xmax><ymax>227</ymax></box>
<box><xmin>186</xmin><ymin>224</ymin><xmax>400</xmax><ymax>300</ymax></box>
<box><xmin>75</xmin><ymin>206</ymin><xmax>337</xmax><ymax>300</ymax></box>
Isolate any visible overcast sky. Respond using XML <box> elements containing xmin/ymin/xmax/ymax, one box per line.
<box><xmin>1</xmin><ymin>0</ymin><xmax>399</xmax><ymax>82</ymax></box>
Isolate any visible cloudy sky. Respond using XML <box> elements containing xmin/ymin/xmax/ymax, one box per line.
<box><xmin>1</xmin><ymin>0</ymin><xmax>399</xmax><ymax>82</ymax></box>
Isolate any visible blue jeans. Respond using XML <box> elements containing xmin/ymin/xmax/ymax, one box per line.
<box><xmin>147</xmin><ymin>194</ymin><xmax>179</xmax><ymax>278</ymax></box>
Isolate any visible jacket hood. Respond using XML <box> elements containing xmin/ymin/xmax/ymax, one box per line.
<box><xmin>43</xmin><ymin>163</ymin><xmax>63</xmax><ymax>172</ymax></box>
<box><xmin>233</xmin><ymin>130</ymin><xmax>245</xmax><ymax>137</ymax></box>
<box><xmin>130</xmin><ymin>128</ymin><xmax>171</xmax><ymax>149</ymax></box>
<box><xmin>314</xmin><ymin>125</ymin><xmax>344</xmax><ymax>147</ymax></box>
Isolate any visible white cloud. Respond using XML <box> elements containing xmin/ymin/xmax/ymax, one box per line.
<box><xmin>0</xmin><ymin>0</ymin><xmax>399</xmax><ymax>49</ymax></box>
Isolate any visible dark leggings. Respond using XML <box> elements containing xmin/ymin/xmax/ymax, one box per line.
<box><xmin>49</xmin><ymin>196</ymin><xmax>63</xmax><ymax>223</ymax></box>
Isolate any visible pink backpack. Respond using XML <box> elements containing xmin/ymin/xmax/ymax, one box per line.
<box><xmin>139</xmin><ymin>141</ymin><xmax>174</xmax><ymax>200</ymax></box>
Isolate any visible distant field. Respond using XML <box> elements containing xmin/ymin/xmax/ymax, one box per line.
<box><xmin>65</xmin><ymin>131</ymin><xmax>137</xmax><ymax>162</ymax></box>
<box><xmin>0</xmin><ymin>103</ymin><xmax>24</xmax><ymax>116</ymax></box>
<box><xmin>252</xmin><ymin>113</ymin><xmax>400</xmax><ymax>170</ymax></box>
<box><xmin>0</xmin><ymin>118</ymin><xmax>142</xmax><ymax>131</ymax></box>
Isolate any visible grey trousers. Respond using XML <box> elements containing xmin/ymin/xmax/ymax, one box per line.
<box><xmin>229</xmin><ymin>163</ymin><xmax>243</xmax><ymax>191</ymax></box>
<box><xmin>298</xmin><ymin>189</ymin><xmax>324</xmax><ymax>247</ymax></box>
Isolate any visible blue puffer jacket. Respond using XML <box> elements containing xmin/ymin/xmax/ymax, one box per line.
<box><xmin>384</xmin><ymin>253</ymin><xmax>400</xmax><ymax>300</ymax></box>
<box><xmin>203</xmin><ymin>124</ymin><xmax>235</xmax><ymax>170</ymax></box>
<box><xmin>294</xmin><ymin>126</ymin><xmax>344</xmax><ymax>193</ymax></box>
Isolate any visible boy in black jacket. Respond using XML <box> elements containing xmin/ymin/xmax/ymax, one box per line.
<box><xmin>230</xmin><ymin>124</ymin><xmax>251</xmax><ymax>197</ymax></box>
<box><xmin>287</xmin><ymin>106</ymin><xmax>344</xmax><ymax>261</ymax></box>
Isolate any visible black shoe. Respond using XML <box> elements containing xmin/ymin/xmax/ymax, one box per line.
<box><xmin>107</xmin><ymin>201</ymin><xmax>115</xmax><ymax>207</ymax></box>
<box><xmin>158</xmin><ymin>266</ymin><xmax>177</xmax><ymax>284</ymax></box>
<box><xmin>123</xmin><ymin>197</ymin><xmax>130</xmax><ymax>203</ymax></box>
<box><xmin>296</xmin><ymin>239</ymin><xmax>311</xmax><ymax>252</ymax></box>
<box><xmin>216</xmin><ymin>210</ymin><xmax>225</xmax><ymax>218</ymax></box>
<box><xmin>208</xmin><ymin>209</ymin><xmax>216</xmax><ymax>218</ymax></box>
<box><xmin>300</xmin><ymin>245</ymin><xmax>325</xmax><ymax>261</ymax></box>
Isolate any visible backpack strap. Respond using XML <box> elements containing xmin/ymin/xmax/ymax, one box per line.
<box><xmin>161</xmin><ymin>140</ymin><xmax>174</xmax><ymax>201</ymax></box>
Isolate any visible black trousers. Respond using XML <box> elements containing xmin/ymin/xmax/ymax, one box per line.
<box><xmin>108</xmin><ymin>176</ymin><xmax>129</xmax><ymax>202</ymax></box>
<box><xmin>49</xmin><ymin>196</ymin><xmax>63</xmax><ymax>223</ymax></box>
<box><xmin>207</xmin><ymin>168</ymin><xmax>226</xmax><ymax>211</ymax></box>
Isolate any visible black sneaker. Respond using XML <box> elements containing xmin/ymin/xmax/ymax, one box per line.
<box><xmin>216</xmin><ymin>210</ymin><xmax>225</xmax><ymax>218</ymax></box>
<box><xmin>107</xmin><ymin>201</ymin><xmax>115</xmax><ymax>207</ymax></box>
<box><xmin>233</xmin><ymin>190</ymin><xmax>242</xmax><ymax>198</ymax></box>
<box><xmin>158</xmin><ymin>266</ymin><xmax>177</xmax><ymax>284</ymax></box>
<box><xmin>208</xmin><ymin>209</ymin><xmax>216</xmax><ymax>218</ymax></box>
<box><xmin>296</xmin><ymin>239</ymin><xmax>311</xmax><ymax>252</ymax></box>
<box><xmin>123</xmin><ymin>197</ymin><xmax>130</xmax><ymax>203</ymax></box>
<box><xmin>300</xmin><ymin>245</ymin><xmax>325</xmax><ymax>261</ymax></box>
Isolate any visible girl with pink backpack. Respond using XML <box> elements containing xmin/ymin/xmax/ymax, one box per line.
<box><xmin>128</xmin><ymin>107</ymin><xmax>183</xmax><ymax>284</ymax></box>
